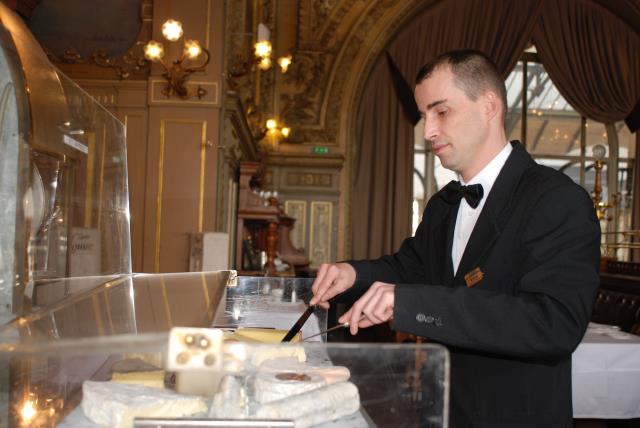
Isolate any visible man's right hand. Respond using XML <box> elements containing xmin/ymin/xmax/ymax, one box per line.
<box><xmin>309</xmin><ymin>263</ymin><xmax>356</xmax><ymax>309</ymax></box>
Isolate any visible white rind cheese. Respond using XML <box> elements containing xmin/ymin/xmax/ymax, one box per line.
<box><xmin>258</xmin><ymin>357</ymin><xmax>351</xmax><ymax>385</ymax></box>
<box><xmin>250</xmin><ymin>346</ymin><xmax>306</xmax><ymax>367</ymax></box>
<box><xmin>209</xmin><ymin>375</ymin><xmax>247</xmax><ymax>418</ymax></box>
<box><xmin>253</xmin><ymin>371</ymin><xmax>326</xmax><ymax>404</ymax></box>
<box><xmin>255</xmin><ymin>381</ymin><xmax>360</xmax><ymax>428</ymax></box>
<box><xmin>81</xmin><ymin>381</ymin><xmax>207</xmax><ymax>428</ymax></box>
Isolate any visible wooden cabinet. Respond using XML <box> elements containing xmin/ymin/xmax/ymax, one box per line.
<box><xmin>236</xmin><ymin>162</ymin><xmax>309</xmax><ymax>275</ymax></box>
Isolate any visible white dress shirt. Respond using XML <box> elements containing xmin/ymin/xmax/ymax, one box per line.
<box><xmin>452</xmin><ymin>143</ymin><xmax>513</xmax><ymax>274</ymax></box>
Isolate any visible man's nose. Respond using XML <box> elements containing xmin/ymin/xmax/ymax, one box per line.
<box><xmin>424</xmin><ymin>120</ymin><xmax>438</xmax><ymax>141</ymax></box>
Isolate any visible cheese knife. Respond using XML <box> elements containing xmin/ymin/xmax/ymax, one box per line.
<box><xmin>281</xmin><ymin>304</ymin><xmax>315</xmax><ymax>342</ymax></box>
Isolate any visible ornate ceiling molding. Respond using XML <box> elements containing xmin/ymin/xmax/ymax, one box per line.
<box><xmin>285</xmin><ymin>0</ymin><xmax>430</xmax><ymax>146</ymax></box>
<box><xmin>333</xmin><ymin>1</ymin><xmax>435</xmax><ymax>145</ymax></box>
<box><xmin>225</xmin><ymin>0</ymin><xmax>437</xmax><ymax>147</ymax></box>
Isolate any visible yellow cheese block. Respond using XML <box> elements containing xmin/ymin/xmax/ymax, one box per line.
<box><xmin>112</xmin><ymin>371</ymin><xmax>165</xmax><ymax>389</ymax></box>
<box><xmin>111</xmin><ymin>358</ymin><xmax>165</xmax><ymax>389</ymax></box>
<box><xmin>232</xmin><ymin>327</ymin><xmax>301</xmax><ymax>343</ymax></box>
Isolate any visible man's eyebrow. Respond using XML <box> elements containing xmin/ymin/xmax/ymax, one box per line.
<box><xmin>426</xmin><ymin>99</ymin><xmax>447</xmax><ymax>110</ymax></box>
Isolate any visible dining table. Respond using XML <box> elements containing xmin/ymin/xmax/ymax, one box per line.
<box><xmin>572</xmin><ymin>322</ymin><xmax>640</xmax><ymax>419</ymax></box>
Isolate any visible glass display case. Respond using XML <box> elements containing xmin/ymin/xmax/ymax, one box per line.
<box><xmin>0</xmin><ymin>2</ymin><xmax>130</xmax><ymax>323</ymax></box>
<box><xmin>0</xmin><ymin>272</ymin><xmax>449</xmax><ymax>427</ymax></box>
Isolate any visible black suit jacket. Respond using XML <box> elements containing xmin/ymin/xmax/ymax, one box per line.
<box><xmin>349</xmin><ymin>142</ymin><xmax>601</xmax><ymax>427</ymax></box>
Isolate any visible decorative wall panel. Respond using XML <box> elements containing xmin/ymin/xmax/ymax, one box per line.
<box><xmin>284</xmin><ymin>200</ymin><xmax>307</xmax><ymax>250</ymax></box>
<box><xmin>309</xmin><ymin>201</ymin><xmax>333</xmax><ymax>268</ymax></box>
<box><xmin>154</xmin><ymin>119</ymin><xmax>208</xmax><ymax>272</ymax></box>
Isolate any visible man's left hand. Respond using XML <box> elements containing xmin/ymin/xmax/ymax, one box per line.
<box><xmin>338</xmin><ymin>281</ymin><xmax>395</xmax><ymax>335</ymax></box>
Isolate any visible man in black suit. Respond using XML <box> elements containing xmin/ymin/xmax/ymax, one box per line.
<box><xmin>310</xmin><ymin>50</ymin><xmax>601</xmax><ymax>427</ymax></box>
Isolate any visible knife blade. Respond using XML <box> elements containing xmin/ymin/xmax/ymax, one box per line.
<box><xmin>301</xmin><ymin>322</ymin><xmax>349</xmax><ymax>341</ymax></box>
<box><xmin>281</xmin><ymin>304</ymin><xmax>315</xmax><ymax>342</ymax></box>
<box><xmin>301</xmin><ymin>316</ymin><xmax>366</xmax><ymax>341</ymax></box>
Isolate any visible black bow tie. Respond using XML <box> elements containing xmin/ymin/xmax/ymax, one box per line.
<box><xmin>439</xmin><ymin>180</ymin><xmax>484</xmax><ymax>208</ymax></box>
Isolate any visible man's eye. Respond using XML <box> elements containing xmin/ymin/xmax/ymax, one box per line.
<box><xmin>437</xmin><ymin>110</ymin><xmax>447</xmax><ymax>116</ymax></box>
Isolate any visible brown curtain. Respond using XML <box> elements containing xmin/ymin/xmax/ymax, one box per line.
<box><xmin>532</xmin><ymin>0</ymin><xmax>640</xmax><ymax>124</ymax></box>
<box><xmin>633</xmin><ymin>133</ymin><xmax>640</xmax><ymax>260</ymax></box>
<box><xmin>351</xmin><ymin>0</ymin><xmax>543</xmax><ymax>259</ymax></box>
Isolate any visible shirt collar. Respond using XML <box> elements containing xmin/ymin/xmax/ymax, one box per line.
<box><xmin>460</xmin><ymin>142</ymin><xmax>512</xmax><ymax>200</ymax></box>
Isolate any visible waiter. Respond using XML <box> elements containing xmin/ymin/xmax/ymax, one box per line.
<box><xmin>310</xmin><ymin>49</ymin><xmax>601</xmax><ymax>427</ymax></box>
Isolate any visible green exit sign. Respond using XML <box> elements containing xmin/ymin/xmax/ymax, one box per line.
<box><xmin>312</xmin><ymin>146</ymin><xmax>329</xmax><ymax>154</ymax></box>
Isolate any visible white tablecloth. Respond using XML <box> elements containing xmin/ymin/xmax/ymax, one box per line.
<box><xmin>572</xmin><ymin>323</ymin><xmax>640</xmax><ymax>419</ymax></box>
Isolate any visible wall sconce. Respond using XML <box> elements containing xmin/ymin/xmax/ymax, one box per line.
<box><xmin>253</xmin><ymin>23</ymin><xmax>292</xmax><ymax>73</ymax></box>
<box><xmin>592</xmin><ymin>144</ymin><xmax>613</xmax><ymax>221</ymax></box>
<box><xmin>144</xmin><ymin>19</ymin><xmax>210</xmax><ymax>99</ymax></box>
<box><xmin>261</xmin><ymin>118</ymin><xmax>290</xmax><ymax>149</ymax></box>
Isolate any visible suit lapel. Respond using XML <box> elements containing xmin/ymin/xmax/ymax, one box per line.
<box><xmin>453</xmin><ymin>142</ymin><xmax>533</xmax><ymax>286</ymax></box>
<box><xmin>443</xmin><ymin>204</ymin><xmax>458</xmax><ymax>286</ymax></box>
<box><xmin>428</xmin><ymin>201</ymin><xmax>458</xmax><ymax>286</ymax></box>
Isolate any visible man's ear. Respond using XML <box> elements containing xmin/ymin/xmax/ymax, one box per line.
<box><xmin>483</xmin><ymin>91</ymin><xmax>501</xmax><ymax>122</ymax></box>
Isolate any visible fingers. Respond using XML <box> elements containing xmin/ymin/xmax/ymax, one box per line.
<box><xmin>317</xmin><ymin>301</ymin><xmax>330</xmax><ymax>310</ymax></box>
<box><xmin>311</xmin><ymin>264</ymin><xmax>329</xmax><ymax>296</ymax></box>
<box><xmin>348</xmin><ymin>291</ymin><xmax>369</xmax><ymax>335</ymax></box>
<box><xmin>338</xmin><ymin>282</ymin><xmax>395</xmax><ymax>335</ymax></box>
<box><xmin>309</xmin><ymin>263</ymin><xmax>333</xmax><ymax>306</ymax></box>
<box><xmin>338</xmin><ymin>307</ymin><xmax>353</xmax><ymax>325</ymax></box>
<box><xmin>310</xmin><ymin>263</ymin><xmax>355</xmax><ymax>306</ymax></box>
<box><xmin>362</xmin><ymin>285</ymin><xmax>388</xmax><ymax>324</ymax></box>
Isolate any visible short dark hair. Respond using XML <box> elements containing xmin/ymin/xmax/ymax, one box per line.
<box><xmin>415</xmin><ymin>49</ymin><xmax>508</xmax><ymax>125</ymax></box>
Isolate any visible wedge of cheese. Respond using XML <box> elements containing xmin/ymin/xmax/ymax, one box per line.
<box><xmin>111</xmin><ymin>358</ymin><xmax>165</xmax><ymax>389</ymax></box>
<box><xmin>82</xmin><ymin>381</ymin><xmax>207</xmax><ymax>428</ymax></box>
<box><xmin>111</xmin><ymin>371</ymin><xmax>165</xmax><ymax>389</ymax></box>
<box><xmin>232</xmin><ymin>327</ymin><xmax>301</xmax><ymax>343</ymax></box>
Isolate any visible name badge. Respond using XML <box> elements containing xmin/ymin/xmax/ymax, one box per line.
<box><xmin>464</xmin><ymin>267</ymin><xmax>484</xmax><ymax>288</ymax></box>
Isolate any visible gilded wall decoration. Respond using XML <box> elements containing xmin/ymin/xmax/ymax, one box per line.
<box><xmin>278</xmin><ymin>0</ymin><xmax>425</xmax><ymax>146</ymax></box>
<box><xmin>312</xmin><ymin>0</ymin><xmax>338</xmax><ymax>34</ymax></box>
<box><xmin>280</xmin><ymin>52</ymin><xmax>332</xmax><ymax>127</ymax></box>
<box><xmin>285</xmin><ymin>172</ymin><xmax>332</xmax><ymax>188</ymax></box>
<box><xmin>298</xmin><ymin>0</ymin><xmax>360</xmax><ymax>49</ymax></box>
